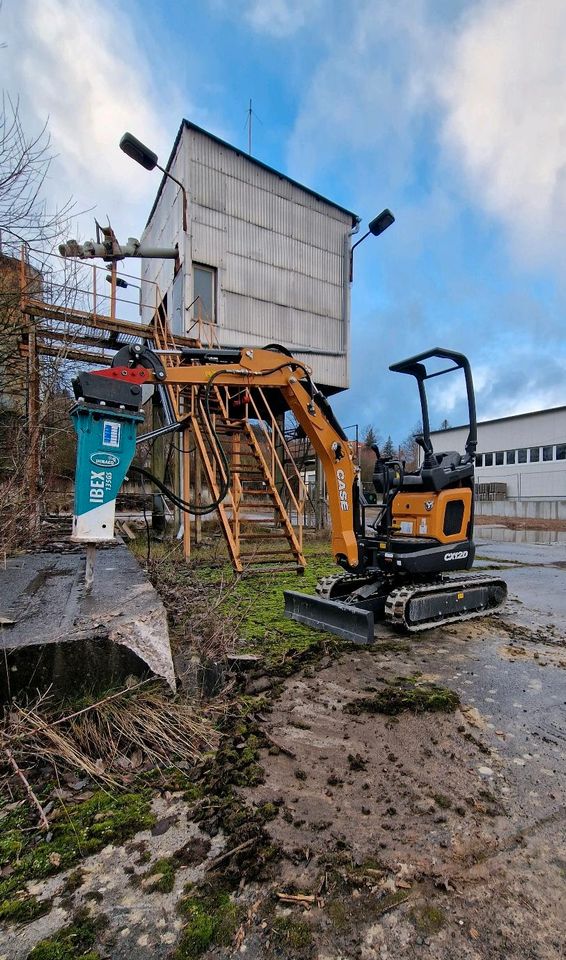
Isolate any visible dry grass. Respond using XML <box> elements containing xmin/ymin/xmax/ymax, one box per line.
<box><xmin>1</xmin><ymin>679</ymin><xmax>225</xmax><ymax>802</ymax></box>
<box><xmin>143</xmin><ymin>545</ymin><xmax>253</xmax><ymax>660</ymax></box>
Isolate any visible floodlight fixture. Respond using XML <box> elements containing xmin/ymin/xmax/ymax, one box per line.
<box><xmin>350</xmin><ymin>208</ymin><xmax>395</xmax><ymax>280</ymax></box>
<box><xmin>120</xmin><ymin>131</ymin><xmax>187</xmax><ymax>232</ymax></box>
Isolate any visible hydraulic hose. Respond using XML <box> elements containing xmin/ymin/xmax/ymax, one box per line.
<box><xmin>128</xmin><ymin>356</ymin><xmax>314</xmax><ymax>516</ymax></box>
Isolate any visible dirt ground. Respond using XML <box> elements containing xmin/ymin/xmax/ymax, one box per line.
<box><xmin>240</xmin><ymin>618</ymin><xmax>565</xmax><ymax>958</ymax></box>
<box><xmin>2</xmin><ymin>537</ymin><xmax>565</xmax><ymax>959</ymax></box>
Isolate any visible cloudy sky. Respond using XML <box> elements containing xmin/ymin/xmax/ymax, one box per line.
<box><xmin>3</xmin><ymin>0</ymin><xmax>566</xmax><ymax>442</ymax></box>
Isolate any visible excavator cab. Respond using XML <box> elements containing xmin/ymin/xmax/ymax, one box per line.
<box><xmin>356</xmin><ymin>348</ymin><xmax>479</xmax><ymax>579</ymax></box>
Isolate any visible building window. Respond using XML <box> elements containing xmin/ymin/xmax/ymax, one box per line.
<box><xmin>475</xmin><ymin>454</ymin><xmax>483</xmax><ymax>467</ymax></box>
<box><xmin>495</xmin><ymin>451</ymin><xmax>504</xmax><ymax>465</ymax></box>
<box><xmin>484</xmin><ymin>452</ymin><xmax>493</xmax><ymax>466</ymax></box>
<box><xmin>517</xmin><ymin>448</ymin><xmax>527</xmax><ymax>463</ymax></box>
<box><xmin>543</xmin><ymin>445</ymin><xmax>554</xmax><ymax>461</ymax></box>
<box><xmin>557</xmin><ymin>444</ymin><xmax>566</xmax><ymax>461</ymax></box>
<box><xmin>529</xmin><ymin>447</ymin><xmax>540</xmax><ymax>463</ymax></box>
<box><xmin>193</xmin><ymin>264</ymin><xmax>216</xmax><ymax>324</ymax></box>
<box><xmin>506</xmin><ymin>450</ymin><xmax>516</xmax><ymax>464</ymax></box>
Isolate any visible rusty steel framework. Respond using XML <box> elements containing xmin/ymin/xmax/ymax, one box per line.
<box><xmin>15</xmin><ymin>246</ymin><xmax>308</xmax><ymax>570</ymax></box>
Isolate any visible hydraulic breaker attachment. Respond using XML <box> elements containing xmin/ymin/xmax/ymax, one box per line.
<box><xmin>284</xmin><ymin>590</ymin><xmax>375</xmax><ymax>644</ymax></box>
<box><xmin>70</xmin><ymin>372</ymin><xmax>144</xmax><ymax>543</ymax></box>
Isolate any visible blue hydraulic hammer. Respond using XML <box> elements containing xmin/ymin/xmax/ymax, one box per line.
<box><xmin>70</xmin><ymin>345</ymin><xmax>166</xmax><ymax>587</ymax></box>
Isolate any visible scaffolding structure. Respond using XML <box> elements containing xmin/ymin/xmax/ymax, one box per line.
<box><xmin>15</xmin><ymin>246</ymin><xmax>308</xmax><ymax>571</ymax></box>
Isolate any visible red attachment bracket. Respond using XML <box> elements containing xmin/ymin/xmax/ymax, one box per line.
<box><xmin>93</xmin><ymin>366</ymin><xmax>150</xmax><ymax>384</ymax></box>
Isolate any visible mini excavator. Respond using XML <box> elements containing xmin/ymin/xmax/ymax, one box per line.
<box><xmin>70</xmin><ymin>343</ymin><xmax>506</xmax><ymax>642</ymax></box>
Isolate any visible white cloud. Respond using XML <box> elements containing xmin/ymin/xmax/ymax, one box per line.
<box><xmin>438</xmin><ymin>0</ymin><xmax>566</xmax><ymax>267</ymax></box>
<box><xmin>244</xmin><ymin>0</ymin><xmax>322</xmax><ymax>37</ymax></box>
<box><xmin>2</xmin><ymin>0</ymin><xmax>182</xmax><ymax>241</ymax></box>
<box><xmin>286</xmin><ymin>1</ymin><xmax>437</xmax><ymax>193</ymax></box>
<box><xmin>210</xmin><ymin>0</ymin><xmax>323</xmax><ymax>38</ymax></box>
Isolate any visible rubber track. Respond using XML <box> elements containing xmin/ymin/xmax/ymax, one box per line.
<box><xmin>384</xmin><ymin>575</ymin><xmax>507</xmax><ymax>632</ymax></box>
<box><xmin>316</xmin><ymin>573</ymin><xmax>377</xmax><ymax>603</ymax></box>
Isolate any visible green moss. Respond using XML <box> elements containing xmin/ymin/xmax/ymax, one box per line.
<box><xmin>192</xmin><ymin>541</ymin><xmax>337</xmax><ymax>662</ymax></box>
<box><xmin>375</xmin><ymin>890</ymin><xmax>411</xmax><ymax>916</ymax></box>
<box><xmin>271</xmin><ymin>916</ymin><xmax>313</xmax><ymax>950</ymax></box>
<box><xmin>257</xmin><ymin>802</ymin><xmax>279</xmax><ymax>822</ymax></box>
<box><xmin>433</xmin><ymin>793</ymin><xmax>452</xmax><ymax>809</ymax></box>
<box><xmin>175</xmin><ymin>888</ymin><xmax>244</xmax><ymax>958</ymax></box>
<box><xmin>327</xmin><ymin>899</ymin><xmax>348</xmax><ymax>930</ymax></box>
<box><xmin>26</xmin><ymin>908</ymin><xmax>107</xmax><ymax>959</ymax></box>
<box><xmin>0</xmin><ymin>791</ymin><xmax>154</xmax><ymax>924</ymax></box>
<box><xmin>411</xmin><ymin>903</ymin><xmax>446</xmax><ymax>935</ymax></box>
<box><xmin>145</xmin><ymin>856</ymin><xmax>177</xmax><ymax>893</ymax></box>
<box><xmin>0</xmin><ymin>894</ymin><xmax>51</xmax><ymax>925</ymax></box>
<box><xmin>344</xmin><ymin>677</ymin><xmax>460</xmax><ymax>716</ymax></box>
<box><xmin>62</xmin><ymin>869</ymin><xmax>85</xmax><ymax>896</ymax></box>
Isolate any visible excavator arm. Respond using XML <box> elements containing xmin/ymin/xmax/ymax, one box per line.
<box><xmin>70</xmin><ymin>344</ymin><xmax>360</xmax><ymax>568</ymax></box>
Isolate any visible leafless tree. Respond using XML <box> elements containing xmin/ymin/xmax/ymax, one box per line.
<box><xmin>0</xmin><ymin>94</ymin><xmax>75</xmax><ymax>247</ymax></box>
<box><xmin>0</xmin><ymin>96</ymin><xmax>78</xmax><ymax>551</ymax></box>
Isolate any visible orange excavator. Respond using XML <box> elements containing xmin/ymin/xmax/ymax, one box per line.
<box><xmin>71</xmin><ymin>343</ymin><xmax>506</xmax><ymax>642</ymax></box>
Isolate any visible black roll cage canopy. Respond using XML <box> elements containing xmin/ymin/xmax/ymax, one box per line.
<box><xmin>389</xmin><ymin>347</ymin><xmax>477</xmax><ymax>462</ymax></box>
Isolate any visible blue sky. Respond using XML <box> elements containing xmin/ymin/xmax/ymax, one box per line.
<box><xmin>3</xmin><ymin>0</ymin><xmax>566</xmax><ymax>445</ymax></box>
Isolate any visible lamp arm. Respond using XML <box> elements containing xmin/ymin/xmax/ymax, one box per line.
<box><xmin>156</xmin><ymin>163</ymin><xmax>188</xmax><ymax>233</ymax></box>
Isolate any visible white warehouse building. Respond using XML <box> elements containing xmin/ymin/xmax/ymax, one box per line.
<box><xmin>141</xmin><ymin>120</ymin><xmax>359</xmax><ymax>395</ymax></box>
<box><xmin>430</xmin><ymin>405</ymin><xmax>566</xmax><ymax>501</ymax></box>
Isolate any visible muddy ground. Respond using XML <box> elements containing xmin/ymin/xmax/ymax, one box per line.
<box><xmin>2</xmin><ymin>538</ymin><xmax>565</xmax><ymax>959</ymax></box>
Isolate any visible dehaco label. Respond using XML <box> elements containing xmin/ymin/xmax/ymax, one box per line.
<box><xmin>90</xmin><ymin>452</ymin><xmax>120</xmax><ymax>468</ymax></box>
<box><xmin>336</xmin><ymin>468</ymin><xmax>349</xmax><ymax>511</ymax></box>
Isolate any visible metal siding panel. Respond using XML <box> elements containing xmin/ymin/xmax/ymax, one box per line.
<box><xmin>143</xmin><ymin>127</ymin><xmax>350</xmax><ymax>387</ymax></box>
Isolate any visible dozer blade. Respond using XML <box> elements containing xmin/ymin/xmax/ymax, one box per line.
<box><xmin>284</xmin><ymin>590</ymin><xmax>375</xmax><ymax>644</ymax></box>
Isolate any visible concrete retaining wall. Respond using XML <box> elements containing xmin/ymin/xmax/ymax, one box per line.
<box><xmin>476</xmin><ymin>500</ymin><xmax>566</xmax><ymax>521</ymax></box>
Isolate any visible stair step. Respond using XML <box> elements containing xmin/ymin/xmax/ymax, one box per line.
<box><xmin>240</xmin><ymin>551</ymin><xmax>294</xmax><ymax>559</ymax></box>
<box><xmin>230</xmin><ymin>470</ymin><xmax>264</xmax><ymax>477</ymax></box>
<box><xmin>238</xmin><ymin>533</ymin><xmax>292</xmax><ymax>540</ymax></box>
<box><xmin>234</xmin><ymin>502</ymin><xmax>276</xmax><ymax>510</ymax></box>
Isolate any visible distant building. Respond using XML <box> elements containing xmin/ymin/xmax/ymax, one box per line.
<box><xmin>430</xmin><ymin>406</ymin><xmax>566</xmax><ymax>500</ymax></box>
<box><xmin>141</xmin><ymin>120</ymin><xmax>359</xmax><ymax>395</ymax></box>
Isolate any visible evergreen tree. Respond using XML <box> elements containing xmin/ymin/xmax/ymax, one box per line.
<box><xmin>382</xmin><ymin>435</ymin><xmax>395</xmax><ymax>458</ymax></box>
<box><xmin>362</xmin><ymin>424</ymin><xmax>378</xmax><ymax>448</ymax></box>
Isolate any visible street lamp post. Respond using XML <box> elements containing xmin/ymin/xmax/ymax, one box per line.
<box><xmin>349</xmin><ymin>208</ymin><xmax>395</xmax><ymax>281</ymax></box>
<box><xmin>119</xmin><ymin>132</ymin><xmax>188</xmax><ymax>233</ymax></box>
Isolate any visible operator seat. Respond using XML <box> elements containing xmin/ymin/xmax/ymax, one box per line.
<box><xmin>401</xmin><ymin>449</ymin><xmax>473</xmax><ymax>493</ymax></box>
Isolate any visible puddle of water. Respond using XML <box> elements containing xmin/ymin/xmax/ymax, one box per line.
<box><xmin>478</xmin><ymin>526</ymin><xmax>566</xmax><ymax>545</ymax></box>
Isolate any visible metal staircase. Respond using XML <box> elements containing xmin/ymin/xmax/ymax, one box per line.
<box><xmin>148</xmin><ymin>306</ymin><xmax>307</xmax><ymax>573</ymax></box>
<box><xmin>192</xmin><ymin>387</ymin><xmax>306</xmax><ymax>572</ymax></box>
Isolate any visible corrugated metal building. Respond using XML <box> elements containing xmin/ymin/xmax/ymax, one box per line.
<box><xmin>430</xmin><ymin>406</ymin><xmax>566</xmax><ymax>499</ymax></box>
<box><xmin>141</xmin><ymin>121</ymin><xmax>359</xmax><ymax>394</ymax></box>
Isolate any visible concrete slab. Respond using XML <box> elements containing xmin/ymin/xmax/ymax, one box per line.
<box><xmin>0</xmin><ymin>545</ymin><xmax>175</xmax><ymax>697</ymax></box>
<box><xmin>475</xmin><ymin>538</ymin><xmax>566</xmax><ymax>567</ymax></box>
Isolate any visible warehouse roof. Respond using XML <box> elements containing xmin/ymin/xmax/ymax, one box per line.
<box><xmin>146</xmin><ymin>119</ymin><xmax>360</xmax><ymax>228</ymax></box>
<box><xmin>431</xmin><ymin>405</ymin><xmax>566</xmax><ymax>434</ymax></box>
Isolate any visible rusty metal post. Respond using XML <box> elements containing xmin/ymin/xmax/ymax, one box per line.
<box><xmin>195</xmin><ymin>446</ymin><xmax>202</xmax><ymax>545</ymax></box>
<box><xmin>182</xmin><ymin>423</ymin><xmax>191</xmax><ymax>562</ymax></box>
<box><xmin>27</xmin><ymin>314</ymin><xmax>41</xmax><ymax>537</ymax></box>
